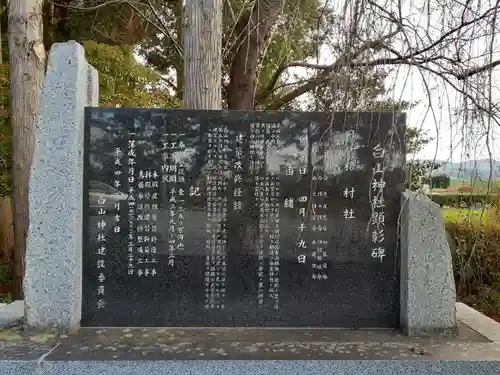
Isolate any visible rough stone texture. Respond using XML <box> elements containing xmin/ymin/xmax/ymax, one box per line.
<box><xmin>87</xmin><ymin>64</ymin><xmax>99</xmax><ymax>107</ymax></box>
<box><xmin>24</xmin><ymin>41</ymin><xmax>99</xmax><ymax>332</ymax></box>
<box><xmin>400</xmin><ymin>190</ymin><xmax>457</xmax><ymax>336</ymax></box>
<box><xmin>0</xmin><ymin>362</ymin><xmax>37</xmax><ymax>375</ymax></box>
<box><xmin>42</xmin><ymin>360</ymin><xmax>500</xmax><ymax>375</ymax></box>
<box><xmin>1</xmin><ymin>360</ymin><xmax>500</xmax><ymax>375</ymax></box>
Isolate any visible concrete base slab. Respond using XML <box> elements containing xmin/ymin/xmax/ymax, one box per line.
<box><xmin>0</xmin><ymin>324</ymin><xmax>499</xmax><ymax>374</ymax></box>
<box><xmin>19</xmin><ymin>323</ymin><xmax>493</xmax><ymax>360</ymax></box>
<box><xmin>0</xmin><ymin>301</ymin><xmax>23</xmax><ymax>328</ymax></box>
<box><xmin>456</xmin><ymin>302</ymin><xmax>500</xmax><ymax>342</ymax></box>
<box><xmin>1</xmin><ymin>302</ymin><xmax>500</xmax><ymax>374</ymax></box>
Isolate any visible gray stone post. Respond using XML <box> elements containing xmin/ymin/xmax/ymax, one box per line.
<box><xmin>400</xmin><ymin>190</ymin><xmax>457</xmax><ymax>336</ymax></box>
<box><xmin>24</xmin><ymin>41</ymin><xmax>99</xmax><ymax>332</ymax></box>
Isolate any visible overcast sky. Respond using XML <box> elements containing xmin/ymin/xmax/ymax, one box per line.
<box><xmin>387</xmin><ymin>64</ymin><xmax>500</xmax><ymax>163</ymax></box>
<box><xmin>385</xmin><ymin>0</ymin><xmax>500</xmax><ymax>163</ymax></box>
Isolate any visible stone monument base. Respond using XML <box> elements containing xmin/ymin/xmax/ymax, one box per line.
<box><xmin>1</xmin><ymin>303</ymin><xmax>499</xmax><ymax>374</ymax></box>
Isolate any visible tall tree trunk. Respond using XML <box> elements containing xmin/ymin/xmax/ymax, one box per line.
<box><xmin>8</xmin><ymin>0</ymin><xmax>45</xmax><ymax>299</ymax></box>
<box><xmin>182</xmin><ymin>0</ymin><xmax>222</xmax><ymax>109</ymax></box>
<box><xmin>226</xmin><ymin>0</ymin><xmax>283</xmax><ymax>110</ymax></box>
<box><xmin>175</xmin><ymin>1</ymin><xmax>184</xmax><ymax>102</ymax></box>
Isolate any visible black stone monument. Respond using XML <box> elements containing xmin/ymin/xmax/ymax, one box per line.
<box><xmin>82</xmin><ymin>109</ymin><xmax>406</xmax><ymax>327</ymax></box>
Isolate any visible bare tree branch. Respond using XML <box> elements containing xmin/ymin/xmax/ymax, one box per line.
<box><xmin>145</xmin><ymin>0</ymin><xmax>182</xmax><ymax>55</ymax></box>
<box><xmin>265</xmin><ymin>2</ymin><xmax>500</xmax><ymax>110</ymax></box>
<box><xmin>457</xmin><ymin>58</ymin><xmax>500</xmax><ymax>80</ymax></box>
<box><xmin>262</xmin><ymin>28</ymin><xmax>401</xmax><ymax>109</ymax></box>
<box><xmin>160</xmin><ymin>76</ymin><xmax>180</xmax><ymax>91</ymax></box>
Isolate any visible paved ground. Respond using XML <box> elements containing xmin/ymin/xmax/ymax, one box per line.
<box><xmin>1</xmin><ymin>304</ymin><xmax>500</xmax><ymax>374</ymax></box>
<box><xmin>0</xmin><ymin>321</ymin><xmax>497</xmax><ymax>361</ymax></box>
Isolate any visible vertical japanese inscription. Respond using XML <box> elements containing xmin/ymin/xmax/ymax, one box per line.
<box><xmin>112</xmin><ymin>147</ymin><xmax>123</xmax><ymax>244</ymax></box>
<box><xmin>127</xmin><ymin>134</ymin><xmax>137</xmax><ymax>277</ymax></box>
<box><xmin>341</xmin><ymin>130</ymin><xmax>360</xmax><ymax>222</ymax></box>
<box><xmin>232</xmin><ymin>132</ymin><xmax>244</xmax><ymax>212</ymax></box>
<box><xmin>267</xmin><ymin>123</ymin><xmax>280</xmax><ymax>309</ymax></box>
<box><xmin>251</xmin><ymin>123</ymin><xmax>264</xmax><ymax>306</ymax></box>
<box><xmin>371</xmin><ymin>144</ymin><xmax>386</xmax><ymax>261</ymax></box>
<box><xmin>311</xmin><ymin>134</ymin><xmax>329</xmax><ymax>281</ymax></box>
<box><xmin>250</xmin><ymin>122</ymin><xmax>266</xmax><ymax>306</ymax></box>
<box><xmin>136</xmin><ymin>168</ymin><xmax>159</xmax><ymax>277</ymax></box>
<box><xmin>204</xmin><ymin>126</ymin><xmax>229</xmax><ymax>310</ymax></box>
<box><xmin>291</xmin><ymin>132</ymin><xmax>308</xmax><ymax>269</ymax></box>
<box><xmin>250</xmin><ymin>122</ymin><xmax>281</xmax><ymax>308</ymax></box>
<box><xmin>163</xmin><ymin>132</ymin><xmax>187</xmax><ymax>268</ymax></box>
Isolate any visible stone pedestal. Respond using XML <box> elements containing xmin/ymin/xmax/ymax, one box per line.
<box><xmin>24</xmin><ymin>41</ymin><xmax>98</xmax><ymax>332</ymax></box>
<box><xmin>400</xmin><ymin>190</ymin><xmax>457</xmax><ymax>336</ymax></box>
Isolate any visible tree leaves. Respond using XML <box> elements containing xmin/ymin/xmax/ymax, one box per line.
<box><xmin>84</xmin><ymin>40</ymin><xmax>178</xmax><ymax>108</ymax></box>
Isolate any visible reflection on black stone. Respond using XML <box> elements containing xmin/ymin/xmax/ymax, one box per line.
<box><xmin>82</xmin><ymin>109</ymin><xmax>406</xmax><ymax>328</ymax></box>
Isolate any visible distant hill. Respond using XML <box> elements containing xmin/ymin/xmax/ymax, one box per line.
<box><xmin>429</xmin><ymin>159</ymin><xmax>500</xmax><ymax>181</ymax></box>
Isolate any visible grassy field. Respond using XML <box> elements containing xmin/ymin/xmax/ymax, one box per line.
<box><xmin>443</xmin><ymin>207</ymin><xmax>498</xmax><ymax>226</ymax></box>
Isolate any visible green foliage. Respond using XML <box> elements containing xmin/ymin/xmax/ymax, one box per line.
<box><xmin>0</xmin><ymin>292</ymin><xmax>12</xmax><ymax>304</ymax></box>
<box><xmin>427</xmin><ymin>174</ymin><xmax>451</xmax><ymax>189</ymax></box>
<box><xmin>51</xmin><ymin>1</ymin><xmax>152</xmax><ymax>46</ymax></box>
<box><xmin>406</xmin><ymin>160</ymin><xmax>441</xmax><ymax>191</ymax></box>
<box><xmin>443</xmin><ymin>207</ymin><xmax>497</xmax><ymax>226</ymax></box>
<box><xmin>83</xmin><ymin>41</ymin><xmax>178</xmax><ymax>108</ymax></box>
<box><xmin>253</xmin><ymin>0</ymin><xmax>326</xmax><ymax>108</ymax></box>
<box><xmin>0</xmin><ymin>63</ymin><xmax>11</xmax><ymax>197</ymax></box>
<box><xmin>430</xmin><ymin>193</ymin><xmax>496</xmax><ymax>207</ymax></box>
<box><xmin>404</xmin><ymin>126</ymin><xmax>435</xmax><ymax>191</ymax></box>
<box><xmin>406</xmin><ymin>126</ymin><xmax>432</xmax><ymax>154</ymax></box>
<box><xmin>448</xmin><ymin>219</ymin><xmax>500</xmax><ymax>321</ymax></box>
<box><xmin>0</xmin><ymin>262</ymin><xmax>12</xmax><ymax>284</ymax></box>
